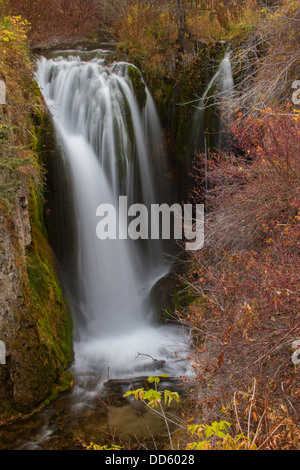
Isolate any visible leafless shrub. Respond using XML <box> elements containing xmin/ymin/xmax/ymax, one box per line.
<box><xmin>229</xmin><ymin>0</ymin><xmax>300</xmax><ymax>113</ymax></box>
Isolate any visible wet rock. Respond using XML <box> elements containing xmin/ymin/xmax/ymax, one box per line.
<box><xmin>150</xmin><ymin>252</ymin><xmax>190</xmax><ymax>318</ymax></box>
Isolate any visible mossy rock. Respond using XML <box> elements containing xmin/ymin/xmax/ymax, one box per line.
<box><xmin>0</xmin><ymin>90</ymin><xmax>73</xmax><ymax>421</ymax></box>
<box><xmin>3</xmin><ymin>182</ymin><xmax>74</xmax><ymax>416</ymax></box>
<box><xmin>128</xmin><ymin>65</ymin><xmax>147</xmax><ymax>110</ymax></box>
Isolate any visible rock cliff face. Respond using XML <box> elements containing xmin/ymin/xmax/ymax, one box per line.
<box><xmin>0</xmin><ymin>158</ymin><xmax>73</xmax><ymax>423</ymax></box>
<box><xmin>0</xmin><ymin>69</ymin><xmax>73</xmax><ymax>422</ymax></box>
<box><xmin>0</xmin><ymin>168</ymin><xmax>73</xmax><ymax>422</ymax></box>
<box><xmin>0</xmin><ymin>186</ymin><xmax>32</xmax><ymax>413</ymax></box>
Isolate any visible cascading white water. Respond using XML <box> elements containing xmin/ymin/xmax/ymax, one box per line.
<box><xmin>190</xmin><ymin>50</ymin><xmax>234</xmax><ymax>166</ymax></box>
<box><xmin>36</xmin><ymin>53</ymin><xmax>190</xmax><ymax>392</ymax></box>
<box><xmin>219</xmin><ymin>53</ymin><xmax>234</xmax><ymax>94</ymax></box>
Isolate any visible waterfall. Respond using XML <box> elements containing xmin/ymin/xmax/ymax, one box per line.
<box><xmin>36</xmin><ymin>53</ymin><xmax>190</xmax><ymax>391</ymax></box>
<box><xmin>218</xmin><ymin>52</ymin><xmax>234</xmax><ymax>150</ymax></box>
<box><xmin>189</xmin><ymin>50</ymin><xmax>234</xmax><ymax>181</ymax></box>
<box><xmin>219</xmin><ymin>52</ymin><xmax>234</xmax><ymax>95</ymax></box>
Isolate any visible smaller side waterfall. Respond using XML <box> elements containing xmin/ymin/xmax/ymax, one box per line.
<box><xmin>189</xmin><ymin>51</ymin><xmax>234</xmax><ymax>176</ymax></box>
<box><xmin>218</xmin><ymin>52</ymin><xmax>234</xmax><ymax>150</ymax></box>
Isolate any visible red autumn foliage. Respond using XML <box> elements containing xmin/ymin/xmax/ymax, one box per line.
<box><xmin>192</xmin><ymin>107</ymin><xmax>300</xmax><ymax>253</ymax></box>
<box><xmin>181</xmin><ymin>108</ymin><xmax>300</xmax><ymax>449</ymax></box>
<box><xmin>6</xmin><ymin>0</ymin><xmax>101</xmax><ymax>47</ymax></box>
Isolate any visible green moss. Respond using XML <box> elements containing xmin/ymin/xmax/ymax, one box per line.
<box><xmin>43</xmin><ymin>371</ymin><xmax>73</xmax><ymax>406</ymax></box>
<box><xmin>9</xmin><ymin>118</ymin><xmax>72</xmax><ymax>415</ymax></box>
<box><xmin>128</xmin><ymin>65</ymin><xmax>147</xmax><ymax>109</ymax></box>
<box><xmin>10</xmin><ymin>181</ymin><xmax>74</xmax><ymax>414</ymax></box>
<box><xmin>27</xmin><ymin>250</ymin><xmax>49</xmax><ymax>298</ymax></box>
<box><xmin>26</xmin><ymin>193</ymin><xmax>73</xmax><ymax>368</ymax></box>
<box><xmin>151</xmin><ymin>78</ymin><xmax>175</xmax><ymax>125</ymax></box>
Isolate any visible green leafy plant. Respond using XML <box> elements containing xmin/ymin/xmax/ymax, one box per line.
<box><xmin>85</xmin><ymin>443</ymin><xmax>123</xmax><ymax>451</ymax></box>
<box><xmin>123</xmin><ymin>374</ymin><xmax>180</xmax><ymax>449</ymax></box>
<box><xmin>124</xmin><ymin>374</ymin><xmax>180</xmax><ymax>409</ymax></box>
<box><xmin>124</xmin><ymin>375</ymin><xmax>259</xmax><ymax>450</ymax></box>
<box><xmin>186</xmin><ymin>420</ymin><xmax>257</xmax><ymax>450</ymax></box>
